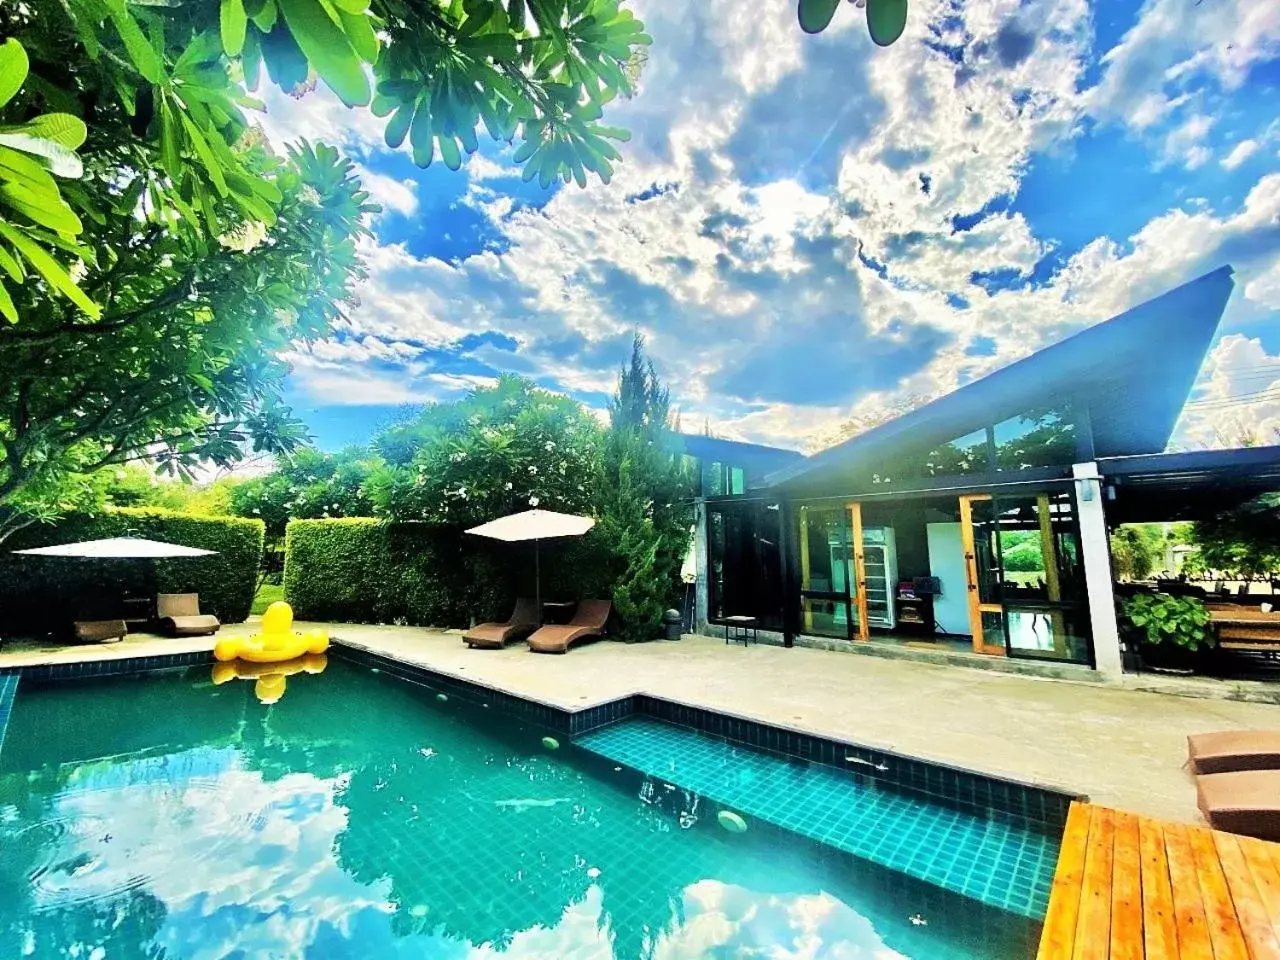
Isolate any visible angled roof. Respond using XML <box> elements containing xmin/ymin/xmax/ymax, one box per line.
<box><xmin>768</xmin><ymin>266</ymin><xmax>1236</xmax><ymax>493</ymax></box>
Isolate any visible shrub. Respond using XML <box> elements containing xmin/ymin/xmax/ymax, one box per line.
<box><xmin>1120</xmin><ymin>593</ymin><xmax>1212</xmax><ymax>652</ymax></box>
<box><xmin>283</xmin><ymin>517</ymin><xmax>617</xmax><ymax>628</ymax></box>
<box><xmin>0</xmin><ymin>508</ymin><xmax>264</xmax><ymax>632</ymax></box>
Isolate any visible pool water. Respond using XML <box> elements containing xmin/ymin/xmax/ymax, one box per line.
<box><xmin>0</xmin><ymin>659</ymin><xmax>1042</xmax><ymax>958</ymax></box>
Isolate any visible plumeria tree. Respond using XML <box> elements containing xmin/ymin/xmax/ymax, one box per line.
<box><xmin>366</xmin><ymin>375</ymin><xmax>602</xmax><ymax>527</ymax></box>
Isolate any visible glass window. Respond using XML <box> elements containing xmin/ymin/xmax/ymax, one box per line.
<box><xmin>922</xmin><ymin>428</ymin><xmax>990</xmax><ymax>477</ymax></box>
<box><xmin>993</xmin><ymin>404</ymin><xmax>1076</xmax><ymax>471</ymax></box>
<box><xmin>705</xmin><ymin>461</ymin><xmax>725</xmax><ymax>497</ymax></box>
<box><xmin>729</xmin><ymin>466</ymin><xmax>746</xmax><ymax>495</ymax></box>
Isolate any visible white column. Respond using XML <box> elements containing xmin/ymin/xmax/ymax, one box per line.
<box><xmin>1073</xmin><ymin>462</ymin><xmax>1123</xmax><ymax>677</ymax></box>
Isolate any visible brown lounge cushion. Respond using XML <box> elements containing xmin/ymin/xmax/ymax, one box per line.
<box><xmin>527</xmin><ymin>599</ymin><xmax>611</xmax><ymax>654</ymax></box>
<box><xmin>464</xmin><ymin>598</ymin><xmax>540</xmax><ymax>649</ymax></box>
<box><xmin>1197</xmin><ymin>770</ymin><xmax>1280</xmax><ymax>842</ymax></box>
<box><xmin>156</xmin><ymin>593</ymin><xmax>221</xmax><ymax>637</ymax></box>
<box><xmin>73</xmin><ymin>620</ymin><xmax>127</xmax><ymax>644</ymax></box>
<box><xmin>1188</xmin><ymin>730</ymin><xmax>1280</xmax><ymax>774</ymax></box>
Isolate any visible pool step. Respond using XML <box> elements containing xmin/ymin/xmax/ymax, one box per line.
<box><xmin>574</xmin><ymin>716</ymin><xmax>1057</xmax><ymax>919</ymax></box>
<box><xmin>0</xmin><ymin>672</ymin><xmax>19</xmax><ymax>760</ymax></box>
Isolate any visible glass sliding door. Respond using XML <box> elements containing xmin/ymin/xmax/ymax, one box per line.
<box><xmin>797</xmin><ymin>504</ymin><xmax>861</xmax><ymax>639</ymax></box>
<box><xmin>707</xmin><ymin>502</ymin><xmax>785</xmax><ymax>630</ymax></box>
<box><xmin>959</xmin><ymin>494</ymin><xmax>1007</xmax><ymax>655</ymax></box>
<box><xmin>958</xmin><ymin>490</ymin><xmax>1090</xmax><ymax>663</ymax></box>
<box><xmin>995</xmin><ymin>492</ymin><xmax>1089</xmax><ymax>662</ymax></box>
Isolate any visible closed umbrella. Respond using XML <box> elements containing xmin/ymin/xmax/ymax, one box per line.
<box><xmin>465</xmin><ymin>510</ymin><xmax>594</xmax><ymax>614</ymax></box>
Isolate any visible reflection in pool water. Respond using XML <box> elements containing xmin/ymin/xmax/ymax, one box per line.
<box><xmin>0</xmin><ymin>659</ymin><xmax>1036</xmax><ymax>958</ymax></box>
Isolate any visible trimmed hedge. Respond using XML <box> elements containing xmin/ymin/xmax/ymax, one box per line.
<box><xmin>284</xmin><ymin>518</ymin><xmax>615</xmax><ymax>627</ymax></box>
<box><xmin>0</xmin><ymin>507</ymin><xmax>264</xmax><ymax>633</ymax></box>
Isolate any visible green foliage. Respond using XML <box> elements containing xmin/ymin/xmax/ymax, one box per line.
<box><xmin>231</xmin><ymin>447</ymin><xmax>377</xmax><ymax>540</ymax></box>
<box><xmin>596</xmin><ymin>333</ymin><xmax>695</xmax><ymax>642</ymax></box>
<box><xmin>0</xmin><ymin>506</ymin><xmax>264</xmax><ymax>633</ymax></box>
<box><xmin>0</xmin><ymin>137</ymin><xmax>375</xmax><ymax>541</ymax></box>
<box><xmin>1189</xmin><ymin>494</ymin><xmax>1280</xmax><ymax>578</ymax></box>
<box><xmin>798</xmin><ymin>0</ymin><xmax>909</xmax><ymax>46</ymax></box>
<box><xmin>1000</xmin><ymin>542</ymin><xmax>1043</xmax><ymax>573</ymax></box>
<box><xmin>251</xmin><ymin>580</ymin><xmax>284</xmax><ymax>615</ymax></box>
<box><xmin>1120</xmin><ymin>593</ymin><xmax>1212</xmax><ymax>652</ymax></box>
<box><xmin>1</xmin><ymin>0</ymin><xmax>648</xmax><ymax>314</ymax></box>
<box><xmin>1111</xmin><ymin>525</ymin><xmax>1160</xmax><ymax>582</ymax></box>
<box><xmin>366</xmin><ymin>375</ymin><xmax>602</xmax><ymax>527</ymax></box>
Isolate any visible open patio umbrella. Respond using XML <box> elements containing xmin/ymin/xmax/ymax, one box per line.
<box><xmin>13</xmin><ymin>537</ymin><xmax>217</xmax><ymax>558</ymax></box>
<box><xmin>465</xmin><ymin>509</ymin><xmax>594</xmax><ymax>613</ymax></box>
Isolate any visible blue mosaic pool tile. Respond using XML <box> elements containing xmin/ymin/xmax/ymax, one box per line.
<box><xmin>575</xmin><ymin>716</ymin><xmax>1059</xmax><ymax>919</ymax></box>
<box><xmin>0</xmin><ymin>670</ymin><xmax>19</xmax><ymax>759</ymax></box>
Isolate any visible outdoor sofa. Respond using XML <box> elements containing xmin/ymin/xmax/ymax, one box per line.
<box><xmin>72</xmin><ymin>619</ymin><xmax>127</xmax><ymax>644</ymax></box>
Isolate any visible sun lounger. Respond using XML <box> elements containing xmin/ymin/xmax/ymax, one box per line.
<box><xmin>1196</xmin><ymin>770</ymin><xmax>1280</xmax><ymax>841</ymax></box>
<box><xmin>73</xmin><ymin>619</ymin><xmax>127</xmax><ymax>643</ymax></box>
<box><xmin>1188</xmin><ymin>730</ymin><xmax>1280</xmax><ymax>774</ymax></box>
<box><xmin>464</xmin><ymin>598</ymin><xmax>541</xmax><ymax>649</ymax></box>
<box><xmin>527</xmin><ymin>599</ymin><xmax>611</xmax><ymax>654</ymax></box>
<box><xmin>156</xmin><ymin>593</ymin><xmax>221</xmax><ymax>637</ymax></box>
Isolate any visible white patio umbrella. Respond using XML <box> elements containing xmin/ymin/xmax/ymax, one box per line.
<box><xmin>13</xmin><ymin>537</ymin><xmax>216</xmax><ymax>558</ymax></box>
<box><xmin>465</xmin><ymin>509</ymin><xmax>595</xmax><ymax>613</ymax></box>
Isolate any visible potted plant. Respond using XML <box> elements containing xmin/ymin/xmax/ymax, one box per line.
<box><xmin>1120</xmin><ymin>593</ymin><xmax>1213</xmax><ymax>674</ymax></box>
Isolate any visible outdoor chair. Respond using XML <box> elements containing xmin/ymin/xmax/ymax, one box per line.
<box><xmin>1196</xmin><ymin>770</ymin><xmax>1280</xmax><ymax>842</ymax></box>
<box><xmin>72</xmin><ymin>619</ymin><xmax>127</xmax><ymax>644</ymax></box>
<box><xmin>527</xmin><ymin>599</ymin><xmax>611</xmax><ymax>654</ymax></box>
<box><xmin>463</xmin><ymin>598</ymin><xmax>541</xmax><ymax>649</ymax></box>
<box><xmin>1188</xmin><ymin>730</ymin><xmax>1280</xmax><ymax>775</ymax></box>
<box><xmin>156</xmin><ymin>593</ymin><xmax>221</xmax><ymax>637</ymax></box>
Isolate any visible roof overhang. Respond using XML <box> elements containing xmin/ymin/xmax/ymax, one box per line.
<box><xmin>1099</xmin><ymin>446</ymin><xmax>1280</xmax><ymax>523</ymax></box>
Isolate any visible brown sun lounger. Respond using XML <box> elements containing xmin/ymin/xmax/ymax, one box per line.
<box><xmin>1188</xmin><ymin>730</ymin><xmax>1280</xmax><ymax>775</ymax></box>
<box><xmin>464</xmin><ymin>598</ymin><xmax>540</xmax><ymax>649</ymax></box>
<box><xmin>156</xmin><ymin>593</ymin><xmax>221</xmax><ymax>637</ymax></box>
<box><xmin>72</xmin><ymin>619</ymin><xmax>127</xmax><ymax>643</ymax></box>
<box><xmin>527</xmin><ymin>599</ymin><xmax>611</xmax><ymax>654</ymax></box>
<box><xmin>1196</xmin><ymin>770</ymin><xmax>1280</xmax><ymax>842</ymax></box>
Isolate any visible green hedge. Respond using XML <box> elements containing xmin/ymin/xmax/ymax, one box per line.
<box><xmin>0</xmin><ymin>507</ymin><xmax>264</xmax><ymax>633</ymax></box>
<box><xmin>284</xmin><ymin>518</ymin><xmax>616</xmax><ymax>627</ymax></box>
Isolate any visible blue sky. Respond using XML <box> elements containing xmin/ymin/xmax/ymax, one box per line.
<box><xmin>256</xmin><ymin>0</ymin><xmax>1280</xmax><ymax>453</ymax></box>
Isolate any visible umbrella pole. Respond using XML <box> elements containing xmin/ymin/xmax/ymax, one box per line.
<box><xmin>535</xmin><ymin>538</ymin><xmax>541</xmax><ymax>623</ymax></box>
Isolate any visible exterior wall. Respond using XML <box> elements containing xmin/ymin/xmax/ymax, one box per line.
<box><xmin>1073</xmin><ymin>462</ymin><xmax>1123</xmax><ymax>677</ymax></box>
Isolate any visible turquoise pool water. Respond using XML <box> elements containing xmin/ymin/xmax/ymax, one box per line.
<box><xmin>0</xmin><ymin>659</ymin><xmax>1041</xmax><ymax>958</ymax></box>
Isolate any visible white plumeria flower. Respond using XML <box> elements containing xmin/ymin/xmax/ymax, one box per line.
<box><xmin>529</xmin><ymin>496</ymin><xmax>540</xmax><ymax>507</ymax></box>
<box><xmin>528</xmin><ymin>465</ymin><xmax>538</xmax><ymax>475</ymax></box>
<box><xmin>504</xmin><ymin>482</ymin><xmax>513</xmax><ymax>490</ymax></box>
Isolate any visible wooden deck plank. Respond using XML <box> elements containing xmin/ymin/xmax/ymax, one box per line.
<box><xmin>1165</xmin><ymin>822</ymin><xmax>1216</xmax><ymax>960</ymax></box>
<box><xmin>1140</xmin><ymin>814</ymin><xmax>1180</xmax><ymax>960</ymax></box>
<box><xmin>1038</xmin><ymin>802</ymin><xmax>1093</xmax><ymax>960</ymax></box>
<box><xmin>1074</xmin><ymin>806</ymin><xmax>1116</xmax><ymax>960</ymax></box>
<box><xmin>1110</xmin><ymin>811</ymin><xmax>1143</xmax><ymax>960</ymax></box>
<box><xmin>1187</xmin><ymin>825</ymin><xmax>1251</xmax><ymax>960</ymax></box>
<box><xmin>1214</xmin><ymin>832</ymin><xmax>1280</xmax><ymax>960</ymax></box>
<box><xmin>1039</xmin><ymin>802</ymin><xmax>1280</xmax><ymax>960</ymax></box>
<box><xmin>1239</xmin><ymin>837</ymin><xmax>1280</xmax><ymax>949</ymax></box>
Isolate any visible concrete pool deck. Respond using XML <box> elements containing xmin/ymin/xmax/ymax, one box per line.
<box><xmin>3</xmin><ymin>621</ymin><xmax>1279</xmax><ymax>824</ymax></box>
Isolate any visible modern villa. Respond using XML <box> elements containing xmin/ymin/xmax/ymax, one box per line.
<box><xmin>685</xmin><ymin>265</ymin><xmax>1280</xmax><ymax>677</ymax></box>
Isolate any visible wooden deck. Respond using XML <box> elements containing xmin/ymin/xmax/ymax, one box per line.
<box><xmin>1037</xmin><ymin>802</ymin><xmax>1280</xmax><ymax>959</ymax></box>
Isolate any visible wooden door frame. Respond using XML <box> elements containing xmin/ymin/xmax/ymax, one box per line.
<box><xmin>847</xmin><ymin>501</ymin><xmax>870</xmax><ymax>643</ymax></box>
<box><xmin>958</xmin><ymin>493</ymin><xmax>1006</xmax><ymax>656</ymax></box>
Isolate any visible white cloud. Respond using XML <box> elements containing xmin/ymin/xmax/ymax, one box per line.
<box><xmin>1085</xmin><ymin>0</ymin><xmax>1280</xmax><ymax>129</ymax></box>
<box><xmin>1221</xmin><ymin>139</ymin><xmax>1260</xmax><ymax>171</ymax></box>
<box><xmin>1177</xmin><ymin>334</ymin><xmax>1280</xmax><ymax>449</ymax></box>
<box><xmin>352</xmin><ymin>165</ymin><xmax>419</xmax><ymax>217</ymax></box>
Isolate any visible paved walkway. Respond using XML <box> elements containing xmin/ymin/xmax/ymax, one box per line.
<box><xmin>4</xmin><ymin>622</ymin><xmax>1279</xmax><ymax>824</ymax></box>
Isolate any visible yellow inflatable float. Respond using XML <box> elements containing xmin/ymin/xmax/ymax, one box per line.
<box><xmin>214</xmin><ymin>601</ymin><xmax>329</xmax><ymax>663</ymax></box>
<box><xmin>211</xmin><ymin>652</ymin><xmax>328</xmax><ymax>704</ymax></box>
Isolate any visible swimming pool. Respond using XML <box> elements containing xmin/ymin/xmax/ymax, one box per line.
<box><xmin>0</xmin><ymin>656</ymin><xmax>1051</xmax><ymax>958</ymax></box>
